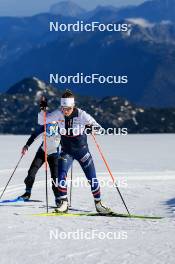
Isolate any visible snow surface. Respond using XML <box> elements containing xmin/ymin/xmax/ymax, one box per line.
<box><xmin>0</xmin><ymin>134</ymin><xmax>175</xmax><ymax>264</ymax></box>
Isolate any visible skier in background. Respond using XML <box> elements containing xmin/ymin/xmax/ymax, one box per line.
<box><xmin>19</xmin><ymin>99</ymin><xmax>60</xmax><ymax>205</ymax></box>
<box><xmin>38</xmin><ymin>90</ymin><xmax>112</xmax><ymax>214</ymax></box>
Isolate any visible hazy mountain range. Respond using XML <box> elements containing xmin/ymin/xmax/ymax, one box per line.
<box><xmin>0</xmin><ymin>0</ymin><xmax>175</xmax><ymax>107</ymax></box>
<box><xmin>49</xmin><ymin>0</ymin><xmax>175</xmax><ymax>22</ymax></box>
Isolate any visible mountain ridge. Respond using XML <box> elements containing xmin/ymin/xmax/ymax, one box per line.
<box><xmin>0</xmin><ymin>19</ymin><xmax>175</xmax><ymax>107</ymax></box>
<box><xmin>0</xmin><ymin>0</ymin><xmax>175</xmax><ymax>107</ymax></box>
<box><xmin>1</xmin><ymin>77</ymin><xmax>175</xmax><ymax>134</ymax></box>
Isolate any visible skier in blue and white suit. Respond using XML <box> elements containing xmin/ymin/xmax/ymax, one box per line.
<box><xmin>19</xmin><ymin>107</ymin><xmax>61</xmax><ymax>205</ymax></box>
<box><xmin>38</xmin><ymin>90</ymin><xmax>111</xmax><ymax>214</ymax></box>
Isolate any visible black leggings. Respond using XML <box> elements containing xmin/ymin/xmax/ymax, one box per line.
<box><xmin>24</xmin><ymin>147</ymin><xmax>59</xmax><ymax>198</ymax></box>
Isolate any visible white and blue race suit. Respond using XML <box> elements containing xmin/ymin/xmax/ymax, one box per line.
<box><xmin>38</xmin><ymin>108</ymin><xmax>102</xmax><ymax>201</ymax></box>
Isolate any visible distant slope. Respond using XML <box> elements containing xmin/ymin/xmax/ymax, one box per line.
<box><xmin>0</xmin><ymin>13</ymin><xmax>77</xmax><ymax>66</ymax></box>
<box><xmin>117</xmin><ymin>0</ymin><xmax>175</xmax><ymax>22</ymax></box>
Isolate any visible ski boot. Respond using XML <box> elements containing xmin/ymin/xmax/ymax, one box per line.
<box><xmin>95</xmin><ymin>200</ymin><xmax>112</xmax><ymax>215</ymax></box>
<box><xmin>55</xmin><ymin>197</ymin><xmax>61</xmax><ymax>207</ymax></box>
<box><xmin>18</xmin><ymin>191</ymin><xmax>31</xmax><ymax>201</ymax></box>
<box><xmin>55</xmin><ymin>198</ymin><xmax>68</xmax><ymax>213</ymax></box>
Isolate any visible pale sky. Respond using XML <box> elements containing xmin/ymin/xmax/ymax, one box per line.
<box><xmin>0</xmin><ymin>0</ymin><xmax>145</xmax><ymax>17</ymax></box>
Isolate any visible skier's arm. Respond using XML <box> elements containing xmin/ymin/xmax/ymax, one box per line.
<box><xmin>22</xmin><ymin>126</ymin><xmax>44</xmax><ymax>155</ymax></box>
<box><xmin>81</xmin><ymin>111</ymin><xmax>102</xmax><ymax>134</ymax></box>
<box><xmin>38</xmin><ymin>110</ymin><xmax>61</xmax><ymax>125</ymax></box>
<box><xmin>26</xmin><ymin>126</ymin><xmax>44</xmax><ymax>146</ymax></box>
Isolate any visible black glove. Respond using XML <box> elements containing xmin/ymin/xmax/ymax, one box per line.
<box><xmin>40</xmin><ymin>97</ymin><xmax>48</xmax><ymax>110</ymax></box>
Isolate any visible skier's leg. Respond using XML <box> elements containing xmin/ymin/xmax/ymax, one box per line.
<box><xmin>23</xmin><ymin>147</ymin><xmax>44</xmax><ymax>197</ymax></box>
<box><xmin>47</xmin><ymin>153</ymin><xmax>59</xmax><ymax>203</ymax></box>
<box><xmin>57</xmin><ymin>153</ymin><xmax>73</xmax><ymax>200</ymax></box>
<box><xmin>77</xmin><ymin>148</ymin><xmax>101</xmax><ymax>202</ymax></box>
<box><xmin>55</xmin><ymin>153</ymin><xmax>73</xmax><ymax>212</ymax></box>
<box><xmin>77</xmin><ymin>147</ymin><xmax>111</xmax><ymax>214</ymax></box>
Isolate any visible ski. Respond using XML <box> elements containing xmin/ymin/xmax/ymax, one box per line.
<box><xmin>0</xmin><ymin>197</ymin><xmax>26</xmax><ymax>203</ymax></box>
<box><xmin>0</xmin><ymin>197</ymin><xmax>42</xmax><ymax>203</ymax></box>
<box><xmin>31</xmin><ymin>211</ymin><xmax>163</xmax><ymax>220</ymax></box>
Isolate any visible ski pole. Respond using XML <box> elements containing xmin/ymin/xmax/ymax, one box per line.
<box><xmin>69</xmin><ymin>165</ymin><xmax>73</xmax><ymax>207</ymax></box>
<box><xmin>44</xmin><ymin>110</ymin><xmax>49</xmax><ymax>213</ymax></box>
<box><xmin>0</xmin><ymin>155</ymin><xmax>24</xmax><ymax>200</ymax></box>
<box><xmin>92</xmin><ymin>134</ymin><xmax>131</xmax><ymax>216</ymax></box>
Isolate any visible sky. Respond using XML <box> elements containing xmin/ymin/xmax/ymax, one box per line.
<box><xmin>0</xmin><ymin>0</ymin><xmax>145</xmax><ymax>17</ymax></box>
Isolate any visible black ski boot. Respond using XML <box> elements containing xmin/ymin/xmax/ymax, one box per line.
<box><xmin>18</xmin><ymin>192</ymin><xmax>31</xmax><ymax>201</ymax></box>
